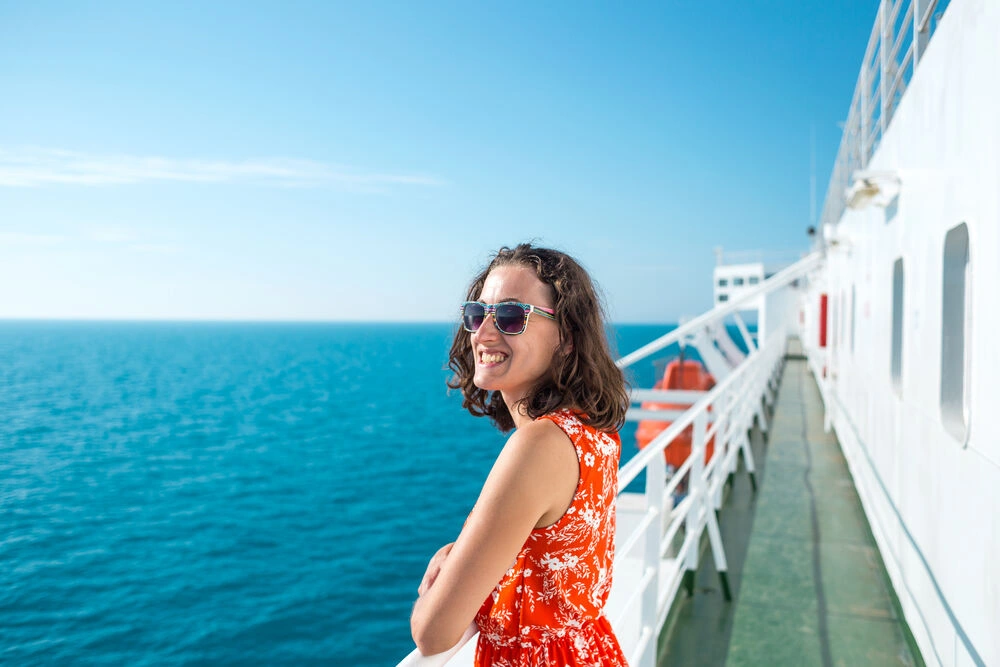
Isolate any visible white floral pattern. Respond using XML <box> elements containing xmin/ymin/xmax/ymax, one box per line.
<box><xmin>474</xmin><ymin>410</ymin><xmax>627</xmax><ymax>666</ymax></box>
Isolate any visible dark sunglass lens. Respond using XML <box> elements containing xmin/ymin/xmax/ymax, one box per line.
<box><xmin>463</xmin><ymin>303</ymin><xmax>485</xmax><ymax>331</ymax></box>
<box><xmin>495</xmin><ymin>304</ymin><xmax>527</xmax><ymax>334</ymax></box>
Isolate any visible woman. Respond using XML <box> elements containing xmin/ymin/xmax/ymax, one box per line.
<box><xmin>411</xmin><ymin>244</ymin><xmax>629</xmax><ymax>666</ymax></box>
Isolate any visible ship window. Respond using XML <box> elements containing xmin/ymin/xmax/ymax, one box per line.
<box><xmin>733</xmin><ymin>277</ymin><xmax>745</xmax><ymax>286</ymax></box>
<box><xmin>718</xmin><ymin>294</ymin><xmax>729</xmax><ymax>302</ymax></box>
<box><xmin>891</xmin><ymin>258</ymin><xmax>904</xmax><ymax>394</ymax></box>
<box><xmin>718</xmin><ymin>278</ymin><xmax>728</xmax><ymax>287</ymax></box>
<box><xmin>748</xmin><ymin>276</ymin><xmax>759</xmax><ymax>285</ymax></box>
<box><xmin>940</xmin><ymin>222</ymin><xmax>970</xmax><ymax>442</ymax></box>
<box><xmin>885</xmin><ymin>195</ymin><xmax>899</xmax><ymax>223</ymax></box>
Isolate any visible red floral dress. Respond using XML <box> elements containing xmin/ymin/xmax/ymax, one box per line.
<box><xmin>474</xmin><ymin>410</ymin><xmax>627</xmax><ymax>666</ymax></box>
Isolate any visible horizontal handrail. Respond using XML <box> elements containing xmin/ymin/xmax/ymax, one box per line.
<box><xmin>618</xmin><ymin>332</ymin><xmax>781</xmax><ymax>492</ymax></box>
<box><xmin>630</xmin><ymin>389</ymin><xmax>708</xmax><ymax>404</ymax></box>
<box><xmin>612</xmin><ymin>565</ymin><xmax>656</xmax><ymax>628</ymax></box>
<box><xmin>917</xmin><ymin>0</ymin><xmax>941</xmax><ymax>31</ymax></box>
<box><xmin>601</xmin><ymin>322</ymin><xmax>788</xmax><ymax>662</ymax></box>
<box><xmin>887</xmin><ymin>3</ymin><xmax>914</xmax><ymax>65</ymax></box>
<box><xmin>616</xmin><ymin>252</ymin><xmax>819</xmax><ymax>371</ymax></box>
<box><xmin>820</xmin><ymin>0</ymin><xmax>951</xmax><ymax>227</ymax></box>
<box><xmin>616</xmin><ymin>505</ymin><xmax>660</xmax><ymax>561</ymax></box>
<box><xmin>887</xmin><ymin>46</ymin><xmax>914</xmax><ymax>104</ymax></box>
<box><xmin>660</xmin><ymin>499</ymin><xmax>691</xmax><ymax>558</ymax></box>
<box><xmin>628</xmin><ymin>626</ymin><xmax>655</xmax><ymax>667</ymax></box>
<box><xmin>626</xmin><ymin>408</ymin><xmax>714</xmax><ymax>423</ymax></box>
<box><xmin>396</xmin><ymin>624</ymin><xmax>478</xmax><ymax>667</ymax></box>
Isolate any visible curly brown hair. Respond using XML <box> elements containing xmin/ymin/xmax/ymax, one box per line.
<box><xmin>447</xmin><ymin>243</ymin><xmax>629</xmax><ymax>433</ymax></box>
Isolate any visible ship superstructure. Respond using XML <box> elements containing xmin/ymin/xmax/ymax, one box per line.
<box><xmin>798</xmin><ymin>0</ymin><xmax>997</xmax><ymax>663</ymax></box>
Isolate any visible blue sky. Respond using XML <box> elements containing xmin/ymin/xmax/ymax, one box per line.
<box><xmin>0</xmin><ymin>1</ymin><xmax>878</xmax><ymax>322</ymax></box>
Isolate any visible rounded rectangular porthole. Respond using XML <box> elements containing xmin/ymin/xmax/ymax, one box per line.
<box><xmin>891</xmin><ymin>258</ymin><xmax>904</xmax><ymax>395</ymax></box>
<box><xmin>940</xmin><ymin>222</ymin><xmax>970</xmax><ymax>443</ymax></box>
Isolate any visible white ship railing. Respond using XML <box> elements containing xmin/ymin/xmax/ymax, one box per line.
<box><xmin>611</xmin><ymin>331</ymin><xmax>785</xmax><ymax>667</ymax></box>
<box><xmin>397</xmin><ymin>253</ymin><xmax>820</xmax><ymax>667</ymax></box>
<box><xmin>820</xmin><ymin>0</ymin><xmax>951</xmax><ymax>227</ymax></box>
<box><xmin>712</xmin><ymin>247</ymin><xmax>804</xmax><ymax>272</ymax></box>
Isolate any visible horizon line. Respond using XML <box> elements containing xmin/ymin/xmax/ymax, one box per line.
<box><xmin>0</xmin><ymin>146</ymin><xmax>447</xmax><ymax>192</ymax></box>
<box><xmin>0</xmin><ymin>316</ymin><xmax>685</xmax><ymax>327</ymax></box>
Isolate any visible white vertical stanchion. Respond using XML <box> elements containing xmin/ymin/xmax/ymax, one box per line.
<box><xmin>713</xmin><ymin>390</ymin><xmax>728</xmax><ymax>510</ymax></box>
<box><xmin>639</xmin><ymin>442</ymin><xmax>665</xmax><ymax>667</ymax></box>
<box><xmin>683</xmin><ymin>412</ymin><xmax>707</xmax><ymax>597</ymax></box>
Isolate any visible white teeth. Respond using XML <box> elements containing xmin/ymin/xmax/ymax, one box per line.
<box><xmin>481</xmin><ymin>352</ymin><xmax>508</xmax><ymax>364</ymax></box>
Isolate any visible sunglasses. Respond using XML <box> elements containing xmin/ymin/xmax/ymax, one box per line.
<box><xmin>460</xmin><ymin>301</ymin><xmax>556</xmax><ymax>335</ymax></box>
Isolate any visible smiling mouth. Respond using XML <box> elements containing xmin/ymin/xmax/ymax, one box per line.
<box><xmin>480</xmin><ymin>352</ymin><xmax>508</xmax><ymax>364</ymax></box>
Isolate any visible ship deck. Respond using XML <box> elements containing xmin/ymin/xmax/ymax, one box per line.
<box><xmin>657</xmin><ymin>339</ymin><xmax>922</xmax><ymax>666</ymax></box>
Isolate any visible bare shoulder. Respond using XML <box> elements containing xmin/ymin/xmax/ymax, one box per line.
<box><xmin>505</xmin><ymin>417</ymin><xmax>576</xmax><ymax>466</ymax></box>
<box><xmin>504</xmin><ymin>419</ymin><xmax>580</xmax><ymax>495</ymax></box>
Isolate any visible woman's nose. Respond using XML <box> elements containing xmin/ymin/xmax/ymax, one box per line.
<box><xmin>473</xmin><ymin>313</ymin><xmax>501</xmax><ymax>341</ymax></box>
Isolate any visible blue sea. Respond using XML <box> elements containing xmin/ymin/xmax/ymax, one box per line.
<box><xmin>0</xmin><ymin>321</ymin><xmax>694</xmax><ymax>666</ymax></box>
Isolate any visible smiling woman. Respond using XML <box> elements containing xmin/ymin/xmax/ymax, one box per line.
<box><xmin>410</xmin><ymin>244</ymin><xmax>629</xmax><ymax>665</ymax></box>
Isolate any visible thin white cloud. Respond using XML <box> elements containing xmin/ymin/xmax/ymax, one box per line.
<box><xmin>127</xmin><ymin>243</ymin><xmax>181</xmax><ymax>254</ymax></box>
<box><xmin>86</xmin><ymin>227</ymin><xmax>140</xmax><ymax>243</ymax></box>
<box><xmin>626</xmin><ymin>264</ymin><xmax>681</xmax><ymax>273</ymax></box>
<box><xmin>0</xmin><ymin>147</ymin><xmax>447</xmax><ymax>191</ymax></box>
<box><xmin>0</xmin><ymin>227</ymin><xmax>181</xmax><ymax>254</ymax></box>
<box><xmin>0</xmin><ymin>231</ymin><xmax>70</xmax><ymax>245</ymax></box>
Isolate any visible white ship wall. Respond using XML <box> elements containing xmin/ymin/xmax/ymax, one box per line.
<box><xmin>802</xmin><ymin>1</ymin><xmax>999</xmax><ymax>665</ymax></box>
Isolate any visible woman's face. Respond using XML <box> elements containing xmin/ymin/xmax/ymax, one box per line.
<box><xmin>471</xmin><ymin>264</ymin><xmax>562</xmax><ymax>409</ymax></box>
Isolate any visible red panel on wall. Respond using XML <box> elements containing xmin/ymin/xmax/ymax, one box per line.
<box><xmin>819</xmin><ymin>293</ymin><xmax>828</xmax><ymax>348</ymax></box>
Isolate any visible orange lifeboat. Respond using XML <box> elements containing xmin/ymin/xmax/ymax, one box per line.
<box><xmin>636</xmin><ymin>359</ymin><xmax>716</xmax><ymax>469</ymax></box>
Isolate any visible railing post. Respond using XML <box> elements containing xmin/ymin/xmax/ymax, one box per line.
<box><xmin>879</xmin><ymin>0</ymin><xmax>890</xmax><ymax>133</ymax></box>
<box><xmin>860</xmin><ymin>43</ymin><xmax>870</xmax><ymax>167</ymax></box>
<box><xmin>913</xmin><ymin>0</ymin><xmax>929</xmax><ymax>66</ymax></box>
<box><xmin>715</xmin><ymin>389</ymin><xmax>729</xmax><ymax>509</ymax></box>
<box><xmin>754</xmin><ymin>350</ymin><xmax>769</xmax><ymax>435</ymax></box>
<box><xmin>683</xmin><ymin>411</ymin><xmax>708</xmax><ymax>597</ymax></box>
<box><xmin>640</xmin><ymin>441</ymin><xmax>665</xmax><ymax>667</ymax></box>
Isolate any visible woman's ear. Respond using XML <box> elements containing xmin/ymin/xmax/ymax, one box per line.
<box><xmin>561</xmin><ymin>333</ymin><xmax>574</xmax><ymax>356</ymax></box>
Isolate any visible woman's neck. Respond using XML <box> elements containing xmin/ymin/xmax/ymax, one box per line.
<box><xmin>503</xmin><ymin>393</ymin><xmax>532</xmax><ymax>430</ymax></box>
<box><xmin>504</xmin><ymin>394</ymin><xmax>579</xmax><ymax>430</ymax></box>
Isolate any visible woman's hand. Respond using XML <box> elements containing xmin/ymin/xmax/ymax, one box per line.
<box><xmin>418</xmin><ymin>542</ymin><xmax>454</xmax><ymax>596</ymax></box>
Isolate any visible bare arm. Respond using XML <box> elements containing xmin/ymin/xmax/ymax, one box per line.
<box><xmin>410</xmin><ymin>419</ymin><xmax>579</xmax><ymax>655</ymax></box>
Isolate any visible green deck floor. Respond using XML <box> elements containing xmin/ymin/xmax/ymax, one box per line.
<box><xmin>658</xmin><ymin>339</ymin><xmax>921</xmax><ymax>667</ymax></box>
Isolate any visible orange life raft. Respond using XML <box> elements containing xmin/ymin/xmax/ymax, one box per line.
<box><xmin>635</xmin><ymin>359</ymin><xmax>716</xmax><ymax>469</ymax></box>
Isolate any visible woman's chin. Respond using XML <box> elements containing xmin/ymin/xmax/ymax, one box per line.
<box><xmin>474</xmin><ymin>368</ymin><xmax>519</xmax><ymax>395</ymax></box>
<box><xmin>473</xmin><ymin>375</ymin><xmax>501</xmax><ymax>392</ymax></box>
